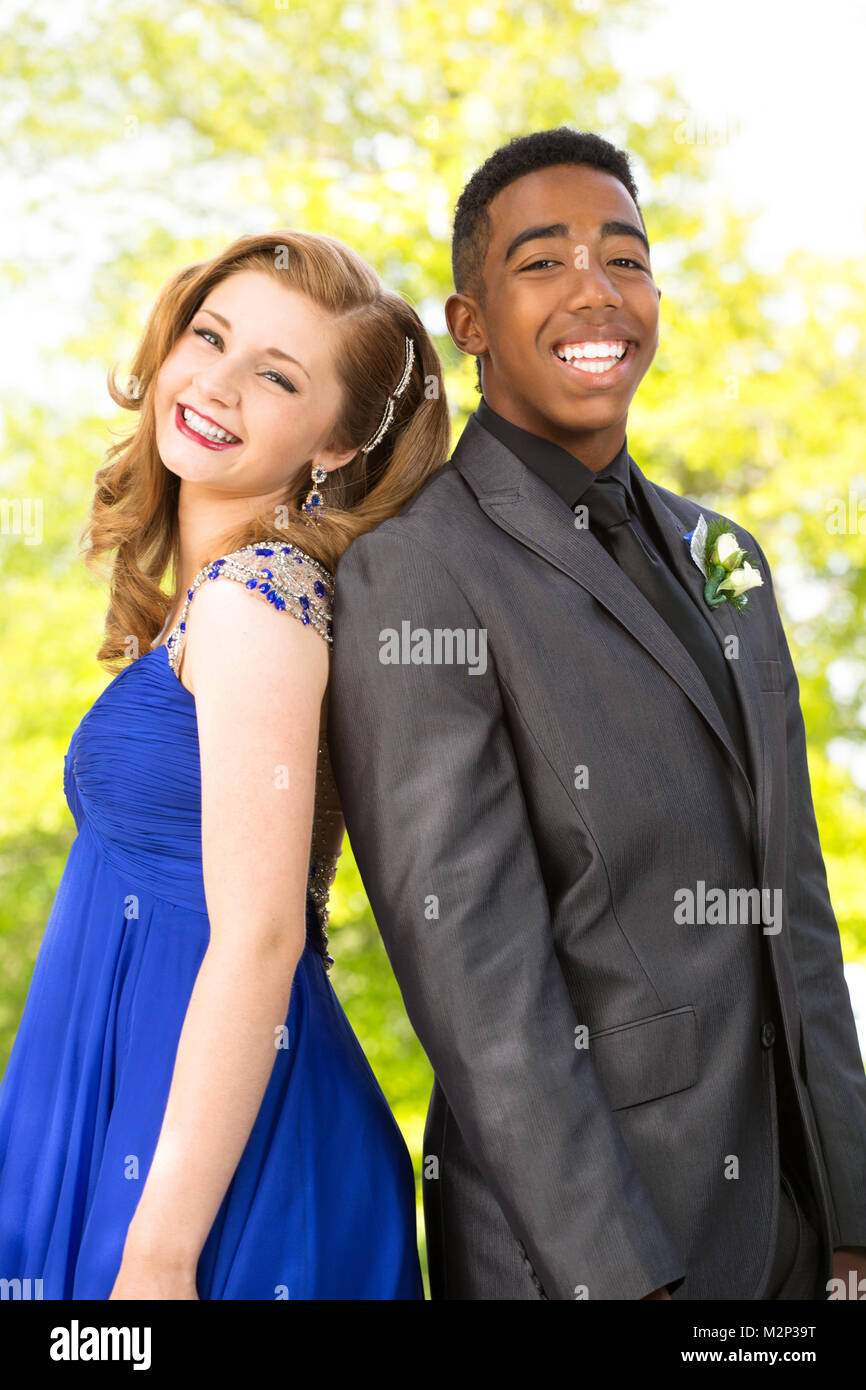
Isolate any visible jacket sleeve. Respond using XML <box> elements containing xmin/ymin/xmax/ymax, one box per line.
<box><xmin>327</xmin><ymin>526</ymin><xmax>686</xmax><ymax>1299</ymax></box>
<box><xmin>754</xmin><ymin>537</ymin><xmax>866</xmax><ymax>1247</ymax></box>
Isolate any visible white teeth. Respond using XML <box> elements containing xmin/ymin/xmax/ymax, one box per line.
<box><xmin>182</xmin><ymin>407</ymin><xmax>239</xmax><ymax>443</ymax></box>
<box><xmin>555</xmin><ymin>340</ymin><xmax>629</xmax><ymax>364</ymax></box>
<box><xmin>567</xmin><ymin>358</ymin><xmax>619</xmax><ymax>374</ymax></box>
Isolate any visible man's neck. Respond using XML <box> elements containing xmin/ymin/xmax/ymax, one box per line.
<box><xmin>480</xmin><ymin>391</ymin><xmax>627</xmax><ymax>473</ymax></box>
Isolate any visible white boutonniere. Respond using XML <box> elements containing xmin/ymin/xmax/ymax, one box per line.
<box><xmin>683</xmin><ymin>515</ymin><xmax>763</xmax><ymax>613</ymax></box>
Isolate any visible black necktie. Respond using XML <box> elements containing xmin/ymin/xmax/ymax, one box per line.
<box><xmin>581</xmin><ymin>476</ymin><xmax>750</xmax><ymax>777</ymax></box>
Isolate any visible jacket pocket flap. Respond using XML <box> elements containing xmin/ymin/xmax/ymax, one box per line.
<box><xmin>588</xmin><ymin>1005</ymin><xmax>697</xmax><ymax>1111</ymax></box>
<box><xmin>754</xmin><ymin>657</ymin><xmax>784</xmax><ymax>693</ymax></box>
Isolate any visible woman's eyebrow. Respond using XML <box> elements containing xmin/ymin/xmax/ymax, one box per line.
<box><xmin>197</xmin><ymin>306</ymin><xmax>311</xmax><ymax>378</ymax></box>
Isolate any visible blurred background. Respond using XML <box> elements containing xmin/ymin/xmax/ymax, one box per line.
<box><xmin>2</xmin><ymin>0</ymin><xmax>865</xmax><ymax>1295</ymax></box>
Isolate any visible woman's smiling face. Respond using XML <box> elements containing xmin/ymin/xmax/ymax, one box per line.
<box><xmin>154</xmin><ymin>268</ymin><xmax>358</xmax><ymax>497</ymax></box>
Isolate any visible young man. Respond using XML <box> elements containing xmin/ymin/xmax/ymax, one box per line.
<box><xmin>327</xmin><ymin>128</ymin><xmax>866</xmax><ymax>1300</ymax></box>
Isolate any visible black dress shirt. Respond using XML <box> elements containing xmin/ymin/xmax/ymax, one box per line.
<box><xmin>475</xmin><ymin>395</ymin><xmax>634</xmax><ymax>511</ymax></box>
<box><xmin>474</xmin><ymin>394</ymin><xmax>681</xmax><ymax>573</ymax></box>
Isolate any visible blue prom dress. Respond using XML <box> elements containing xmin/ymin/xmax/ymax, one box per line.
<box><xmin>0</xmin><ymin>540</ymin><xmax>423</xmax><ymax>1300</ymax></box>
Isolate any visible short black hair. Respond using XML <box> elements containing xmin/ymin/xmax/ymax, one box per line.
<box><xmin>451</xmin><ymin>127</ymin><xmax>645</xmax><ymax>390</ymax></box>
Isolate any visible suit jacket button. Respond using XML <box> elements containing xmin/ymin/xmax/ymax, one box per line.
<box><xmin>761</xmin><ymin>1021</ymin><xmax>776</xmax><ymax>1047</ymax></box>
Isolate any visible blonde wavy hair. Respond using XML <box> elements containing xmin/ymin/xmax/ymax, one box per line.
<box><xmin>82</xmin><ymin>230</ymin><xmax>452</xmax><ymax>672</ymax></box>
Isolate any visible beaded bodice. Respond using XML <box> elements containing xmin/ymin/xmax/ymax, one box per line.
<box><xmin>162</xmin><ymin>539</ymin><xmax>344</xmax><ymax>970</ymax></box>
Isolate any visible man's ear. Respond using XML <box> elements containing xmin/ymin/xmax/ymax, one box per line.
<box><xmin>445</xmin><ymin>292</ymin><xmax>488</xmax><ymax>357</ymax></box>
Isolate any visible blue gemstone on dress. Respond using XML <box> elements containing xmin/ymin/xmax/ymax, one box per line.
<box><xmin>245</xmin><ymin>578</ymin><xmax>257</xmax><ymax>589</ymax></box>
<box><xmin>275</xmin><ymin>596</ymin><xmax>286</xmax><ymax>610</ymax></box>
<box><xmin>187</xmin><ymin>588</ymin><xmax>194</xmax><ymax>600</ymax></box>
<box><xmin>299</xmin><ymin>595</ymin><xmax>310</xmax><ymax>609</ymax></box>
<box><xmin>258</xmin><ymin>582</ymin><xmax>271</xmax><ymax>594</ymax></box>
<box><xmin>209</xmin><ymin>565</ymin><xmax>221</xmax><ymax>578</ymax></box>
<box><xmin>255</xmin><ymin>547</ymin><xmax>275</xmax><ymax>556</ymax></box>
<box><xmin>180</xmin><ymin>621</ymin><xmax>185</xmax><ymax>631</ymax></box>
<box><xmin>314</xmin><ymin>580</ymin><xmax>326</xmax><ymax>597</ymax></box>
<box><xmin>302</xmin><ymin>612</ymin><xmax>310</xmax><ymax>625</ymax></box>
<box><xmin>261</xmin><ymin>568</ymin><xmax>272</xmax><ymax>579</ymax></box>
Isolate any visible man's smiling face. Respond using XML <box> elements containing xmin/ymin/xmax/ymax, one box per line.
<box><xmin>446</xmin><ymin>163</ymin><xmax>661</xmax><ymax>469</ymax></box>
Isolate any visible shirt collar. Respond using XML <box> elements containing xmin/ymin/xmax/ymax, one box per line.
<box><xmin>474</xmin><ymin>395</ymin><xmax>633</xmax><ymax>510</ymax></box>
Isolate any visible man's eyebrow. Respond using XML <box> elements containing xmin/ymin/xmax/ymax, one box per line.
<box><xmin>600</xmin><ymin>220</ymin><xmax>651</xmax><ymax>255</ymax></box>
<box><xmin>196</xmin><ymin>307</ymin><xmax>311</xmax><ymax>379</ymax></box>
<box><xmin>503</xmin><ymin>223</ymin><xmax>570</xmax><ymax>263</ymax></box>
<box><xmin>503</xmin><ymin>218</ymin><xmax>650</xmax><ymax>263</ymax></box>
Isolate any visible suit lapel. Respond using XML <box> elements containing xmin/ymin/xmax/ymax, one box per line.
<box><xmin>451</xmin><ymin>417</ymin><xmax>765</xmax><ymax>847</ymax></box>
<box><xmin>629</xmin><ymin>461</ymin><xmax>772</xmax><ymax>881</ymax></box>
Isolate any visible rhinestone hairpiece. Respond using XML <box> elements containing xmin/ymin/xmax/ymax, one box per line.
<box><xmin>360</xmin><ymin>335</ymin><xmax>415</xmax><ymax>454</ymax></box>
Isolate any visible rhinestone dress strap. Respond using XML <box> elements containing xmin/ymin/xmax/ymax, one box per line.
<box><xmin>165</xmin><ymin>539</ymin><xmax>342</xmax><ymax>971</ymax></box>
<box><xmin>166</xmin><ymin>540</ymin><xmax>333</xmax><ymax>676</ymax></box>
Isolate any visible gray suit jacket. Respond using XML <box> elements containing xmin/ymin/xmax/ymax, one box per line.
<box><xmin>327</xmin><ymin>414</ymin><xmax>866</xmax><ymax>1299</ymax></box>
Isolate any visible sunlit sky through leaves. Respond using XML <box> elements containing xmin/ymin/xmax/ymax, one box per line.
<box><xmin>2</xmin><ymin>0</ymin><xmax>864</xmax><ymax>412</ymax></box>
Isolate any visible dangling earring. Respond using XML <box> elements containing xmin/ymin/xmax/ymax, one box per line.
<box><xmin>302</xmin><ymin>464</ymin><xmax>327</xmax><ymax>524</ymax></box>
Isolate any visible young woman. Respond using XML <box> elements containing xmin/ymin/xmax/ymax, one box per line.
<box><xmin>0</xmin><ymin>230</ymin><xmax>451</xmax><ymax>1299</ymax></box>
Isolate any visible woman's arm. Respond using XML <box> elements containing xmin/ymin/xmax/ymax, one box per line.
<box><xmin>110</xmin><ymin>577</ymin><xmax>329</xmax><ymax>1298</ymax></box>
